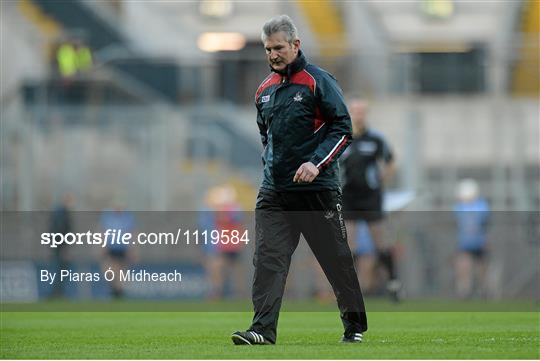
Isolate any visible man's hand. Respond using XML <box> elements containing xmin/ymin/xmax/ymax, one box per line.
<box><xmin>381</xmin><ymin>160</ymin><xmax>396</xmax><ymax>185</ymax></box>
<box><xmin>293</xmin><ymin>162</ymin><xmax>319</xmax><ymax>183</ymax></box>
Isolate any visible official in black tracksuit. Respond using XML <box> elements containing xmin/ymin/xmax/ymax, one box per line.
<box><xmin>232</xmin><ymin>15</ymin><xmax>367</xmax><ymax>346</ymax></box>
<box><xmin>340</xmin><ymin>98</ymin><xmax>400</xmax><ymax>301</ymax></box>
<box><xmin>341</xmin><ymin>120</ymin><xmax>394</xmax><ymax>222</ymax></box>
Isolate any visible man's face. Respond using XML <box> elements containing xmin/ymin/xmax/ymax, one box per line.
<box><xmin>349</xmin><ymin>100</ymin><xmax>368</xmax><ymax>134</ymax></box>
<box><xmin>263</xmin><ymin>31</ymin><xmax>300</xmax><ymax>72</ymax></box>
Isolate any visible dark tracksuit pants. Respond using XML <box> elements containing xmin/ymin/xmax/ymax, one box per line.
<box><xmin>249</xmin><ymin>188</ymin><xmax>368</xmax><ymax>344</ymax></box>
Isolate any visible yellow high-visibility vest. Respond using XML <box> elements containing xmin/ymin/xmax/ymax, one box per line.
<box><xmin>57</xmin><ymin>44</ymin><xmax>78</xmax><ymax>77</ymax></box>
<box><xmin>57</xmin><ymin>44</ymin><xmax>93</xmax><ymax>76</ymax></box>
<box><xmin>76</xmin><ymin>46</ymin><xmax>93</xmax><ymax>71</ymax></box>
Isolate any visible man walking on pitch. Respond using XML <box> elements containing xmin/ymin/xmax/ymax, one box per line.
<box><xmin>232</xmin><ymin>15</ymin><xmax>367</xmax><ymax>345</ymax></box>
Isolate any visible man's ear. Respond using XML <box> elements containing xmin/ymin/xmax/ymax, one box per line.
<box><xmin>292</xmin><ymin>39</ymin><xmax>301</xmax><ymax>51</ymax></box>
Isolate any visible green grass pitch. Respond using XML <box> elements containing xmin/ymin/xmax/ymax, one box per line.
<box><xmin>1</xmin><ymin>303</ymin><xmax>539</xmax><ymax>359</ymax></box>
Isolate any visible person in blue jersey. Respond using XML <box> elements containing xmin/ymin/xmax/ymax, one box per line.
<box><xmin>232</xmin><ymin>15</ymin><xmax>366</xmax><ymax>346</ymax></box>
<box><xmin>49</xmin><ymin>192</ymin><xmax>75</xmax><ymax>298</ymax></box>
<box><xmin>340</xmin><ymin>99</ymin><xmax>400</xmax><ymax>301</ymax></box>
<box><xmin>454</xmin><ymin>179</ymin><xmax>490</xmax><ymax>298</ymax></box>
<box><xmin>100</xmin><ymin>199</ymin><xmax>136</xmax><ymax>298</ymax></box>
<box><xmin>353</xmin><ymin>220</ymin><xmax>378</xmax><ymax>294</ymax></box>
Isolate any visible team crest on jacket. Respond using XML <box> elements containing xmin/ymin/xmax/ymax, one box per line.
<box><xmin>293</xmin><ymin>92</ymin><xmax>303</xmax><ymax>102</ymax></box>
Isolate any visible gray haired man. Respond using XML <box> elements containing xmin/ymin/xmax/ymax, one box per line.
<box><xmin>231</xmin><ymin>15</ymin><xmax>367</xmax><ymax>345</ymax></box>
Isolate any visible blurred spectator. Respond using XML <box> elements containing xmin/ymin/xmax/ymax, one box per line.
<box><xmin>340</xmin><ymin>98</ymin><xmax>400</xmax><ymax>301</ymax></box>
<box><xmin>352</xmin><ymin>221</ymin><xmax>378</xmax><ymax>294</ymax></box>
<box><xmin>53</xmin><ymin>38</ymin><xmax>93</xmax><ymax>78</ymax></box>
<box><xmin>49</xmin><ymin>192</ymin><xmax>75</xmax><ymax>298</ymax></box>
<box><xmin>199</xmin><ymin>185</ymin><xmax>246</xmax><ymax>300</ymax></box>
<box><xmin>100</xmin><ymin>197</ymin><xmax>136</xmax><ymax>298</ymax></box>
<box><xmin>454</xmin><ymin>178</ymin><xmax>490</xmax><ymax>299</ymax></box>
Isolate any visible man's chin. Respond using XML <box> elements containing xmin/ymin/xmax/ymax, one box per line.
<box><xmin>271</xmin><ymin>64</ymin><xmax>286</xmax><ymax>72</ymax></box>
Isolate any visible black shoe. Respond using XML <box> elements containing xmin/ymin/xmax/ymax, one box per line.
<box><xmin>341</xmin><ymin>332</ymin><xmax>363</xmax><ymax>343</ymax></box>
<box><xmin>231</xmin><ymin>331</ymin><xmax>272</xmax><ymax>345</ymax></box>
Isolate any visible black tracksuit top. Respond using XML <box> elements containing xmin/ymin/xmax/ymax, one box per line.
<box><xmin>255</xmin><ymin>51</ymin><xmax>352</xmax><ymax>191</ymax></box>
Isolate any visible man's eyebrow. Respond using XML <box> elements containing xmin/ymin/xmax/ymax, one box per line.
<box><xmin>266</xmin><ymin>45</ymin><xmax>284</xmax><ymax>50</ymax></box>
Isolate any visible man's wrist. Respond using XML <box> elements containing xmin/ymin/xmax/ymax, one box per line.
<box><xmin>309</xmin><ymin>157</ymin><xmax>321</xmax><ymax>169</ymax></box>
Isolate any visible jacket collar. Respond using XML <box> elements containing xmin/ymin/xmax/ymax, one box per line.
<box><xmin>270</xmin><ymin>50</ymin><xmax>307</xmax><ymax>78</ymax></box>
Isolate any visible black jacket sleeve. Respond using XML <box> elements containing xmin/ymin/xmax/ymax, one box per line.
<box><xmin>256</xmin><ymin>105</ymin><xmax>268</xmax><ymax>148</ymax></box>
<box><xmin>256</xmin><ymin>104</ymin><xmax>268</xmax><ymax>166</ymax></box>
<box><xmin>309</xmin><ymin>71</ymin><xmax>352</xmax><ymax>170</ymax></box>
